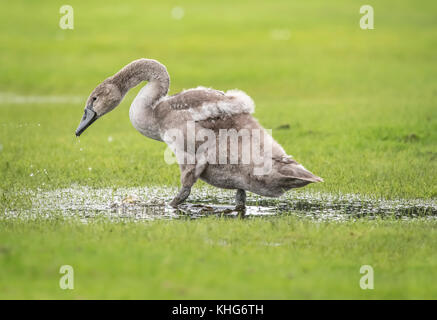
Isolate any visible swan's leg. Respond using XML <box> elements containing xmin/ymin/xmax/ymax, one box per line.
<box><xmin>235</xmin><ymin>189</ymin><xmax>246</xmax><ymax>210</ymax></box>
<box><xmin>169</xmin><ymin>186</ymin><xmax>191</xmax><ymax>208</ymax></box>
<box><xmin>169</xmin><ymin>161</ymin><xmax>208</xmax><ymax>208</ymax></box>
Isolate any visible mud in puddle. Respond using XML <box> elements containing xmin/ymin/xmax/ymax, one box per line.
<box><xmin>3</xmin><ymin>186</ymin><xmax>437</xmax><ymax>221</ymax></box>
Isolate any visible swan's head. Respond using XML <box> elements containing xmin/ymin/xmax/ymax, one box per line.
<box><xmin>75</xmin><ymin>81</ymin><xmax>122</xmax><ymax>137</ymax></box>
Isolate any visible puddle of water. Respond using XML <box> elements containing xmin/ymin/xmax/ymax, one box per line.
<box><xmin>2</xmin><ymin>185</ymin><xmax>436</xmax><ymax>222</ymax></box>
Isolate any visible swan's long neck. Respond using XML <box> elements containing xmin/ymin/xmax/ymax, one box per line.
<box><xmin>110</xmin><ymin>59</ymin><xmax>170</xmax><ymax>141</ymax></box>
<box><xmin>111</xmin><ymin>58</ymin><xmax>170</xmax><ymax>106</ymax></box>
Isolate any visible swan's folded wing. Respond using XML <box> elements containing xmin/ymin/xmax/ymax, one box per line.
<box><xmin>158</xmin><ymin>87</ymin><xmax>255</xmax><ymax>121</ymax></box>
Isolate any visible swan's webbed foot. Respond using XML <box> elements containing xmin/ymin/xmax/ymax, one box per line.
<box><xmin>169</xmin><ymin>186</ymin><xmax>191</xmax><ymax>208</ymax></box>
<box><xmin>235</xmin><ymin>189</ymin><xmax>246</xmax><ymax>211</ymax></box>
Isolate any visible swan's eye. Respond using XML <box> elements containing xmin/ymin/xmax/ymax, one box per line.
<box><xmin>92</xmin><ymin>97</ymin><xmax>97</xmax><ymax>101</ymax></box>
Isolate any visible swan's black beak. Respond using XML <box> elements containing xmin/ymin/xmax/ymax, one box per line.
<box><xmin>75</xmin><ymin>108</ymin><xmax>97</xmax><ymax>137</ymax></box>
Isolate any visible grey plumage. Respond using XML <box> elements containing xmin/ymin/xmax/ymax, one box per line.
<box><xmin>76</xmin><ymin>58</ymin><xmax>323</xmax><ymax>208</ymax></box>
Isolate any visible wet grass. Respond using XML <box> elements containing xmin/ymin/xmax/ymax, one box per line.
<box><xmin>0</xmin><ymin>0</ymin><xmax>436</xmax><ymax>299</ymax></box>
<box><xmin>5</xmin><ymin>186</ymin><xmax>436</xmax><ymax>222</ymax></box>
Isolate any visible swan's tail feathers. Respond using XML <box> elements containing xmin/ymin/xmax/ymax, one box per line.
<box><xmin>279</xmin><ymin>163</ymin><xmax>323</xmax><ymax>184</ymax></box>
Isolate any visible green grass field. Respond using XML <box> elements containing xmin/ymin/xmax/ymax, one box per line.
<box><xmin>0</xmin><ymin>0</ymin><xmax>436</xmax><ymax>299</ymax></box>
<box><xmin>1</xmin><ymin>218</ymin><xmax>436</xmax><ymax>299</ymax></box>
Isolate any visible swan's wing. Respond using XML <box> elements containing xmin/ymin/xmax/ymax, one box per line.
<box><xmin>158</xmin><ymin>87</ymin><xmax>255</xmax><ymax>121</ymax></box>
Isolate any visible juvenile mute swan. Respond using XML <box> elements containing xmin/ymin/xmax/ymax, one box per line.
<box><xmin>75</xmin><ymin>59</ymin><xmax>322</xmax><ymax>208</ymax></box>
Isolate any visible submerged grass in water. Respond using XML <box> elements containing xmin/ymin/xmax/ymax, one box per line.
<box><xmin>3</xmin><ymin>186</ymin><xmax>436</xmax><ymax>222</ymax></box>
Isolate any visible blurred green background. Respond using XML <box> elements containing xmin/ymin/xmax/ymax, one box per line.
<box><xmin>0</xmin><ymin>0</ymin><xmax>436</xmax><ymax>198</ymax></box>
